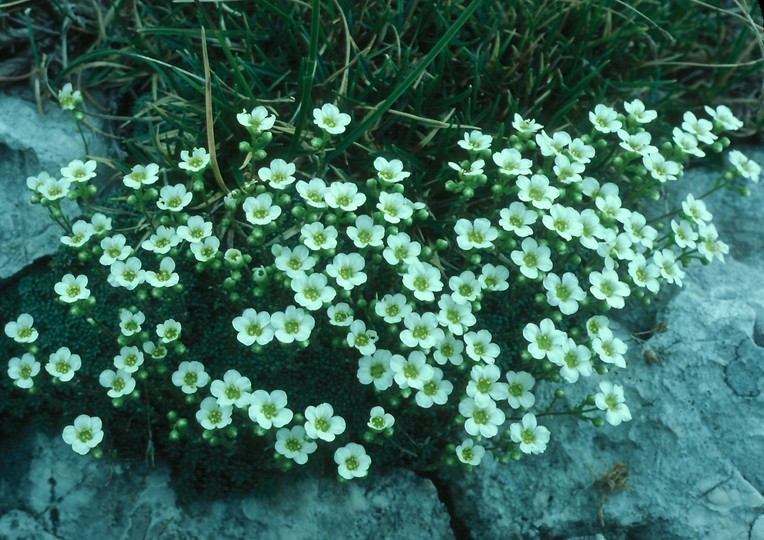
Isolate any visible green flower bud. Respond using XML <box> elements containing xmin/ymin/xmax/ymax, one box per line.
<box><xmin>592</xmin><ymin>417</ymin><xmax>605</xmax><ymax>428</ymax></box>
<box><xmin>239</xmin><ymin>141</ymin><xmax>252</xmax><ymax>153</ymax></box>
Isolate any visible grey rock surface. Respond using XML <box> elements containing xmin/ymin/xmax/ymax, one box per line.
<box><xmin>0</xmin><ymin>430</ymin><xmax>454</xmax><ymax>540</ymax></box>
<box><xmin>0</xmin><ymin>90</ymin><xmax>108</xmax><ymax>280</ymax></box>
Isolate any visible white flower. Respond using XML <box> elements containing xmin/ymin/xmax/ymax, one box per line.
<box><xmin>99</xmin><ymin>235</ymin><xmax>131</xmax><ymax>266</ymax></box>
<box><xmin>595</xmin><ymin>381</ymin><xmax>632</xmax><ymax>426</ymax></box>
<box><xmin>642</xmin><ymin>153</ymin><xmax>681</xmax><ymax>182</ymax></box>
<box><xmin>157</xmin><ymin>184</ymin><xmax>193</xmax><ymax>211</ymax></box>
<box><xmin>510</xmin><ymin>237</ymin><xmax>553</xmax><ymax>279</ymax></box>
<box><xmin>275</xmin><ymin>426</ymin><xmax>317</xmax><ymax>465</ymax></box>
<box><xmin>383</xmin><ymin>232</ymin><xmax>421</xmax><ymax>266</ymax></box>
<box><xmin>368</xmin><ymin>406</ymin><xmax>395</xmax><ymax>431</ymax></box>
<box><xmin>681</xmin><ymin>111</ymin><xmax>716</xmax><ymax>144</ymax></box>
<box><xmin>448</xmin><ymin>271</ymin><xmax>481</xmax><ymax>305</ymax></box>
<box><xmin>509</xmin><ymin>413</ymin><xmax>550</xmax><ymax>454</ymax></box>
<box><xmin>595</xmin><ymin>193</ymin><xmax>630</xmax><ymax>224</ymax></box>
<box><xmin>523</xmin><ymin>318</ymin><xmax>566</xmax><ymax>361</ymax></box>
<box><xmin>237</xmin><ymin>106</ymin><xmax>276</xmax><ymax>132</ymax></box>
<box><xmin>499</xmin><ymin>202</ymin><xmax>537</xmax><ymax>237</ymax></box>
<box><xmin>327</xmin><ymin>302</ymin><xmax>354</xmax><ymax>326</ymax></box>
<box><xmin>249</xmin><ymin>389</ymin><xmax>293</xmax><ymax>429</ymax></box>
<box><xmin>586</xmin><ymin>315</ymin><xmax>610</xmax><ymax>339</ymax></box>
<box><xmin>466</xmin><ymin>364</ymin><xmax>509</xmax><ymax>405</ymax></box>
<box><xmin>26</xmin><ymin>171</ymin><xmax>52</xmax><ymax>193</ymax></box>
<box><xmin>704</xmin><ymin>104</ymin><xmax>743</xmax><ymax>131</ymax></box>
<box><xmin>179</xmin><ymin>147</ymin><xmax>210</xmax><ymax>172</ymax></box>
<box><xmin>91</xmin><ymin>214</ymin><xmax>113</xmax><ymax>235</ymax></box>
<box><xmin>589</xmin><ymin>267</ymin><xmax>630</xmax><ymax>309</ymax></box>
<box><xmin>145</xmin><ymin>257</ymin><xmax>180</xmax><ymax>288</ymax></box>
<box><xmin>681</xmin><ymin>193</ymin><xmax>712</xmax><ymax>224</ymax></box>
<box><xmin>672</xmin><ymin>128</ymin><xmax>704</xmax><ymax>158</ymax></box>
<box><xmin>592</xmin><ymin>327</ymin><xmax>628</xmax><ymax>368</ymax></box>
<box><xmin>291</xmin><ymin>272</ymin><xmax>336</xmax><ymax>310</ymax></box>
<box><xmin>271</xmin><ymin>306</ymin><xmax>315</xmax><ymax>343</ymax></box>
<box><xmin>142</xmin><ymin>340</ymin><xmax>167</xmax><ymax>360</ymax></box>
<box><xmin>177</xmin><ymin>215</ymin><xmax>213</xmax><ymax>243</ymax></box>
<box><xmin>189</xmin><ymin>236</ymin><xmax>220</xmax><ymax>262</ymax></box>
<box><xmin>436</xmin><ymin>294</ymin><xmax>476</xmax><ymax>335</ymax></box>
<box><xmin>305</xmin><ymin>402</ymin><xmax>346</xmax><ymax>441</ymax></box>
<box><xmin>334</xmin><ymin>443</ymin><xmax>371</xmax><ymax>480</ymax></box>
<box><xmin>622</xmin><ymin>211</ymin><xmax>657</xmax><ymax>250</ymax></box>
<box><xmin>375</xmin><ymin>293</ymin><xmax>412</xmax><ymax>324</ymax></box>
<box><xmin>196</xmin><ymin>397</ymin><xmax>233</xmax><ymax>430</ymax></box>
<box><xmin>326</xmin><ymin>253</ymin><xmax>367</xmax><ymax>290</ymax></box>
<box><xmin>123</xmin><ymin>163</ymin><xmax>160</xmax><ymax>189</ymax></box>
<box><xmin>624</xmin><ymin>99</ymin><xmax>657</xmax><ymax>123</ymax></box>
<box><xmin>4</xmin><ymin>313</ymin><xmax>38</xmax><ymax>343</ymax></box>
<box><xmin>325</xmin><ymin>181</ymin><xmax>367</xmax><ymax>212</ymax></box>
<box><xmin>142</xmin><ymin>226</ymin><xmax>181</xmax><ymax>254</ymax></box>
<box><xmin>536</xmin><ymin>130</ymin><xmax>571</xmax><ymax>157</ymax></box>
<box><xmin>357</xmin><ymin>349</ymin><xmax>395</xmax><ymax>391</ymax></box>
<box><xmin>232</xmin><ymin>308</ymin><xmax>274</xmax><ymax>346</ymax></box>
<box><xmin>433</xmin><ymin>332</ymin><xmax>465</xmax><ymax>366</ymax></box>
<box><xmin>258</xmin><ymin>158</ymin><xmax>296</xmax><ymax>190</ymax></box>
<box><xmin>617</xmin><ymin>130</ymin><xmax>658</xmax><ymax>156</ymax></box>
<box><xmin>463</xmin><ymin>329</ymin><xmax>500</xmax><ymax>364</ymax></box>
<box><xmin>156</xmin><ymin>319</ymin><xmax>182</xmax><ymax>343</ymax></box>
<box><xmin>346</xmin><ymin>319</ymin><xmax>378</xmax><ymax>355</ymax></box>
<box><xmin>567</xmin><ymin>137</ymin><xmax>596</xmax><ymax>164</ymax></box>
<box><xmin>273</xmin><ymin>244</ymin><xmax>316</xmax><ymax>278</ymax></box>
<box><xmin>458</xmin><ymin>130</ymin><xmax>493</xmax><ymax>152</ymax></box>
<box><xmin>516</xmin><ymin>174</ymin><xmax>560</xmax><ymax>210</ymax></box>
<box><xmin>449</xmin><ymin>158</ymin><xmax>485</xmax><ymax>177</ymax></box>
<box><xmin>552</xmin><ymin>154</ymin><xmax>585</xmax><ymax>184</ymax></box>
<box><xmin>400</xmin><ymin>312</ymin><xmax>444</xmax><ymax>350</ymax></box>
<box><xmin>373</xmin><ymin>157</ymin><xmax>411</xmax><ymax>184</ymax></box>
<box><xmin>697</xmin><ymin>222</ymin><xmax>729</xmax><ymax>263</ymax></box>
<box><xmin>62</xmin><ymin>415</ymin><xmax>104</xmax><ymax>455</ymax></box>
<box><xmin>505</xmin><ymin>370</ymin><xmax>536</xmax><ymax>409</ymax></box>
<box><xmin>543</xmin><ymin>272</ymin><xmax>586</xmax><ymax>315</ymax></box>
<box><xmin>478</xmin><ymin>263</ymin><xmax>510</xmax><ymax>292</ymax></box>
<box><xmin>113</xmin><ymin>345</ymin><xmax>144</xmax><ymax>374</ymax></box>
<box><xmin>61</xmin><ymin>159</ymin><xmax>97</xmax><ymax>183</ymax></box>
<box><xmin>38</xmin><ymin>176</ymin><xmax>71</xmax><ymax>201</ymax></box>
<box><xmin>313</xmin><ymin>103</ymin><xmax>351</xmax><ymax>134</ymax></box>
<box><xmin>171</xmin><ymin>361</ymin><xmax>210</xmax><ymax>394</ymax></box>
<box><xmin>58</xmin><ymin>83</ymin><xmax>82</xmax><ymax>110</ymax></box>
<box><xmin>402</xmin><ymin>261</ymin><xmax>443</xmax><ymax>302</ymax></box>
<box><xmin>377</xmin><ymin>191</ymin><xmax>414</xmax><ymax>224</ymax></box>
<box><xmin>296</xmin><ymin>177</ymin><xmax>329</xmax><ymax>208</ymax></box>
<box><xmin>455</xmin><ymin>439</ymin><xmax>486</xmax><ymax>466</ymax></box>
<box><xmin>512</xmin><ymin>113</ymin><xmax>543</xmax><ymax>135</ymax></box>
<box><xmin>99</xmin><ymin>368</ymin><xmax>136</xmax><ymax>398</ymax></box>
<box><xmin>454</xmin><ymin>218</ymin><xmax>498</xmax><ymax>251</ymax></box>
<box><xmin>627</xmin><ymin>254</ymin><xmax>661</xmax><ymax>294</ymax></box>
<box><xmin>54</xmin><ymin>274</ymin><xmax>90</xmax><ymax>303</ymax></box>
<box><xmin>547</xmin><ymin>339</ymin><xmax>593</xmax><ymax>383</ymax></box>
<box><xmin>728</xmin><ymin>150</ymin><xmax>761</xmax><ymax>182</ymax></box>
<box><xmin>589</xmin><ymin>104</ymin><xmax>622</xmax><ymax>133</ymax></box>
<box><xmin>300</xmin><ymin>222</ymin><xmax>338</xmax><ymax>251</ymax></box>
<box><xmin>542</xmin><ymin>204</ymin><xmax>583</xmax><ymax>241</ymax></box>
<box><xmin>61</xmin><ymin>220</ymin><xmax>94</xmax><ymax>247</ymax></box>
<box><xmin>8</xmin><ymin>353</ymin><xmax>40</xmax><ymax>388</ymax></box>
<box><xmin>415</xmin><ymin>367</ymin><xmax>454</xmax><ymax>408</ymax></box>
<box><xmin>347</xmin><ymin>215</ymin><xmax>385</xmax><ymax>248</ymax></box>
<box><xmin>492</xmin><ymin>148</ymin><xmax>532</xmax><ymax>176</ymax></box>
<box><xmin>671</xmin><ymin>219</ymin><xmax>699</xmax><ymax>250</ymax></box>
<box><xmin>390</xmin><ymin>350</ymin><xmax>434</xmax><ymax>390</ymax></box>
<box><xmin>653</xmin><ymin>249</ymin><xmax>685</xmax><ymax>286</ymax></box>
<box><xmin>108</xmin><ymin>257</ymin><xmax>146</xmax><ymax>290</ymax></box>
<box><xmin>459</xmin><ymin>397</ymin><xmax>505</xmax><ymax>438</ymax></box>
<box><xmin>211</xmin><ymin>369</ymin><xmax>252</xmax><ymax>408</ymax></box>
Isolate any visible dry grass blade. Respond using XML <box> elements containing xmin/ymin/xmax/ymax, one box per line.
<box><xmin>200</xmin><ymin>26</ymin><xmax>229</xmax><ymax>194</ymax></box>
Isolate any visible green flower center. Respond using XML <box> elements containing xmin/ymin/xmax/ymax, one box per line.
<box><xmin>20</xmin><ymin>365</ymin><xmax>32</xmax><ymax>379</ymax></box>
<box><xmin>472</xmin><ymin>409</ymin><xmax>489</xmax><ymax>425</ymax></box>
<box><xmin>314</xmin><ymin>417</ymin><xmax>330</xmax><ymax>432</ymax></box>
<box><xmin>286</xmin><ymin>438</ymin><xmax>302</xmax><ymax>453</ymax></box>
<box><xmin>384</xmin><ymin>205</ymin><xmax>398</xmax><ymax>217</ymax></box>
<box><xmin>393</xmin><ymin>247</ymin><xmax>408</xmax><ymax>260</ymax></box>
<box><xmin>77</xmin><ymin>428</ymin><xmax>93</xmax><ymax>443</ymax></box>
<box><xmin>333</xmin><ymin>311</ymin><xmax>348</xmax><ymax>323</ymax></box>
<box><xmin>183</xmin><ymin>372</ymin><xmax>198</xmax><ymax>386</ymax></box>
<box><xmin>412</xmin><ymin>326</ymin><xmax>430</xmax><ymax>340</ymax></box>
<box><xmin>556</xmin><ymin>286</ymin><xmax>570</xmax><ymax>301</ymax></box>
<box><xmin>467</xmin><ymin>231</ymin><xmax>484</xmax><ymax>243</ymax></box>
<box><xmin>403</xmin><ymin>363</ymin><xmax>419</xmax><ymax>380</ymax></box>
<box><xmin>225</xmin><ymin>386</ymin><xmax>241</xmax><ymax>400</ymax></box>
<box><xmin>304</xmin><ymin>287</ymin><xmax>319</xmax><ymax>301</ymax></box>
<box><xmin>529</xmin><ymin>187</ymin><xmax>543</xmax><ymax>201</ymax></box>
<box><xmin>312</xmin><ymin>232</ymin><xmax>327</xmax><ymax>245</ymax></box>
<box><xmin>18</xmin><ymin>327</ymin><xmax>32</xmax><ymax>339</ymax></box>
<box><xmin>55</xmin><ymin>361</ymin><xmax>70</xmax><ymax>374</ymax></box>
<box><xmin>413</xmin><ymin>276</ymin><xmax>429</xmax><ymax>291</ymax></box>
<box><xmin>339</xmin><ymin>266</ymin><xmax>353</xmax><ymax>280</ymax></box>
<box><xmin>509</xmin><ymin>382</ymin><xmax>524</xmax><ymax>397</ymax></box>
<box><xmin>66</xmin><ymin>285</ymin><xmax>81</xmax><ymax>297</ymax></box>
<box><xmin>537</xmin><ymin>335</ymin><xmax>552</xmax><ymax>351</ymax></box>
<box><xmin>262</xmin><ymin>403</ymin><xmax>277</xmax><ymax>419</ymax></box>
<box><xmin>345</xmin><ymin>456</ymin><xmax>359</xmax><ymax>471</ymax></box>
<box><xmin>476</xmin><ymin>378</ymin><xmax>492</xmax><ymax>394</ymax></box>
<box><xmin>163</xmin><ymin>327</ymin><xmax>178</xmax><ymax>340</ymax></box>
<box><xmin>440</xmin><ymin>343</ymin><xmax>454</xmax><ymax>357</ymax></box>
<box><xmin>564</xmin><ymin>351</ymin><xmax>580</xmax><ymax>368</ymax></box>
<box><xmin>461</xmin><ymin>448</ymin><xmax>474</xmax><ymax>461</ymax></box>
<box><xmin>156</xmin><ymin>238</ymin><xmax>169</xmax><ymax>248</ymax></box>
<box><xmin>131</xmin><ymin>171</ymin><xmax>146</xmax><ymax>182</ymax></box>
<box><xmin>208</xmin><ymin>409</ymin><xmax>223</xmax><ymax>425</ymax></box>
<box><xmin>554</xmin><ymin>219</ymin><xmax>568</xmax><ymax>232</ymax></box>
<box><xmin>523</xmin><ymin>253</ymin><xmax>538</xmax><ymax>267</ymax></box>
<box><xmin>124</xmin><ymin>354</ymin><xmax>138</xmax><ymax>367</ymax></box>
<box><xmin>253</xmin><ymin>208</ymin><xmax>268</xmax><ymax>219</ymax></box>
<box><xmin>521</xmin><ymin>428</ymin><xmax>536</xmax><ymax>444</ymax></box>
<box><xmin>113</xmin><ymin>377</ymin><xmax>126</xmax><ymax>392</ymax></box>
<box><xmin>189</xmin><ymin>157</ymin><xmax>204</xmax><ymax>168</ymax></box>
<box><xmin>472</xmin><ymin>343</ymin><xmax>486</xmax><ymax>356</ymax></box>
<box><xmin>605</xmin><ymin>395</ymin><xmax>619</xmax><ymax>410</ymax></box>
<box><xmin>423</xmin><ymin>381</ymin><xmax>438</xmax><ymax>396</ymax></box>
<box><xmin>272</xmin><ymin>172</ymin><xmax>286</xmax><ymax>184</ymax></box>
<box><xmin>354</xmin><ymin>334</ymin><xmax>369</xmax><ymax>346</ymax></box>
<box><xmin>337</xmin><ymin>195</ymin><xmax>351</xmax><ymax>207</ymax></box>
<box><xmin>459</xmin><ymin>284</ymin><xmax>473</xmax><ymax>298</ymax></box>
<box><xmin>358</xmin><ymin>231</ymin><xmax>372</xmax><ymax>243</ymax></box>
<box><xmin>285</xmin><ymin>320</ymin><xmax>300</xmax><ymax>334</ymax></box>
<box><xmin>370</xmin><ymin>416</ymin><xmax>386</xmax><ymax>430</ymax></box>
<box><xmin>447</xmin><ymin>310</ymin><xmax>461</xmax><ymax>323</ymax></box>
<box><xmin>385</xmin><ymin>304</ymin><xmax>400</xmax><ymax>317</ymax></box>
<box><xmin>167</xmin><ymin>197</ymin><xmax>181</xmax><ymax>208</ymax></box>
<box><xmin>370</xmin><ymin>363</ymin><xmax>385</xmax><ymax>379</ymax></box>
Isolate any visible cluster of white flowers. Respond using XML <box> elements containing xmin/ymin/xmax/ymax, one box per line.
<box><xmin>7</xmin><ymin>94</ymin><xmax>758</xmax><ymax>478</ymax></box>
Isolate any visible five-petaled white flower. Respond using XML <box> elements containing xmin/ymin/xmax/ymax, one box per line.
<box><xmin>415</xmin><ymin>367</ymin><xmax>454</xmax><ymax>408</ymax></box>
<box><xmin>157</xmin><ymin>184</ymin><xmax>193</xmax><ymax>211</ymax></box>
<box><xmin>313</xmin><ymin>103</ymin><xmax>351</xmax><ymax>135</ymax></box>
<box><xmin>506</xmin><ymin>370</ymin><xmax>536</xmax><ymax>409</ymax></box>
<box><xmin>402</xmin><ymin>261</ymin><xmax>444</xmax><ymax>302</ymax></box>
<box><xmin>357</xmin><ymin>349</ymin><xmax>395</xmax><ymax>391</ymax></box>
<box><xmin>368</xmin><ymin>406</ymin><xmax>395</xmax><ymax>431</ymax></box>
<box><xmin>270</xmin><ymin>305</ymin><xmax>315</xmax><ymax>343</ymax></box>
<box><xmin>237</xmin><ymin>106</ymin><xmax>276</xmax><ymax>132</ymax></box>
<box><xmin>373</xmin><ymin>157</ymin><xmax>411</xmax><ymax>184</ymax></box>
<box><xmin>300</xmin><ymin>222</ymin><xmax>339</xmax><ymax>251</ymax></box>
<box><xmin>589</xmin><ymin>104</ymin><xmax>622</xmax><ymax>133</ymax></box>
<box><xmin>113</xmin><ymin>346</ymin><xmax>144</xmax><ymax>374</ymax></box>
<box><xmin>58</xmin><ymin>83</ymin><xmax>83</xmax><ymax>110</ymax></box>
<box><xmin>4</xmin><ymin>313</ymin><xmax>38</xmax><ymax>343</ymax></box>
<box><xmin>305</xmin><ymin>402</ymin><xmax>346</xmax><ymax>441</ymax></box>
<box><xmin>492</xmin><ymin>148</ymin><xmax>532</xmax><ymax>176</ymax></box>
<box><xmin>325</xmin><ymin>182</ymin><xmax>367</xmax><ymax>212</ymax></box>
<box><xmin>624</xmin><ymin>99</ymin><xmax>657</xmax><ymax>123</ymax></box>
<box><xmin>123</xmin><ymin>163</ymin><xmax>160</xmax><ymax>189</ymax></box>
<box><xmin>454</xmin><ymin>218</ymin><xmax>498</xmax><ymax>251</ymax></box>
<box><xmin>196</xmin><ymin>397</ymin><xmax>233</xmax><ymax>430</ymax></box>
<box><xmin>179</xmin><ymin>147</ymin><xmax>210</xmax><ymax>172</ymax></box>
<box><xmin>728</xmin><ymin>150</ymin><xmax>761</xmax><ymax>183</ymax></box>
<box><xmin>171</xmin><ymin>361</ymin><xmax>210</xmax><ymax>394</ymax></box>
<box><xmin>99</xmin><ymin>368</ymin><xmax>136</xmax><ymax>398</ymax></box>
<box><xmin>100</xmin><ymin>234</ymin><xmax>132</xmax><ymax>266</ymax></box>
<box><xmin>8</xmin><ymin>353</ymin><xmax>40</xmax><ymax>388</ymax></box>
<box><xmin>463</xmin><ymin>329</ymin><xmax>500</xmax><ymax>364</ymax></box>
<box><xmin>595</xmin><ymin>381</ymin><xmax>632</xmax><ymax>426</ymax></box>
<box><xmin>145</xmin><ymin>257</ymin><xmax>180</xmax><ymax>288</ymax></box>
<box><xmin>156</xmin><ymin>319</ymin><xmax>182</xmax><ymax>343</ymax></box>
<box><xmin>510</xmin><ymin>237</ymin><xmax>553</xmax><ymax>279</ymax></box>
<box><xmin>61</xmin><ymin>220</ymin><xmax>94</xmax><ymax>247</ymax></box>
<box><xmin>275</xmin><ymin>425</ymin><xmax>317</xmax><ymax>465</ymax></box>
<box><xmin>291</xmin><ymin>272</ymin><xmax>336</xmax><ymax>311</ymax></box>
<box><xmin>334</xmin><ymin>442</ymin><xmax>371</xmax><ymax>480</ymax></box>
<box><xmin>509</xmin><ymin>413</ymin><xmax>550</xmax><ymax>454</ymax></box>
<box><xmin>211</xmin><ymin>369</ymin><xmax>252</xmax><ymax>408</ymax></box>
<box><xmin>459</xmin><ymin>397</ymin><xmax>505</xmax><ymax>438</ymax></box>
<box><xmin>177</xmin><ymin>215</ymin><xmax>213</xmax><ymax>243</ymax></box>
<box><xmin>54</xmin><ymin>274</ymin><xmax>90</xmax><ymax>303</ymax></box>
<box><xmin>516</xmin><ymin>174</ymin><xmax>560</xmax><ymax>210</ymax></box>
<box><xmin>346</xmin><ymin>319</ymin><xmax>379</xmax><ymax>355</ymax></box>
<box><xmin>61</xmin><ymin>159</ymin><xmax>97</xmax><ymax>184</ymax></box>
<box><xmin>456</xmin><ymin>438</ymin><xmax>486</xmax><ymax>466</ymax></box>
<box><xmin>249</xmin><ymin>389</ymin><xmax>293</xmax><ymax>429</ymax></box>
<box><xmin>459</xmin><ymin>130</ymin><xmax>493</xmax><ymax>152</ymax></box>
<box><xmin>62</xmin><ymin>415</ymin><xmax>104</xmax><ymax>455</ymax></box>
<box><xmin>326</xmin><ymin>253</ymin><xmax>367</xmax><ymax>290</ymax></box>
<box><xmin>589</xmin><ymin>267</ymin><xmax>630</xmax><ymax>309</ymax></box>
<box><xmin>543</xmin><ymin>272</ymin><xmax>586</xmax><ymax>315</ymax></box>
<box><xmin>523</xmin><ymin>318</ymin><xmax>566</xmax><ymax>361</ymax></box>
<box><xmin>296</xmin><ymin>177</ymin><xmax>329</xmax><ymax>208</ymax></box>
<box><xmin>258</xmin><ymin>158</ymin><xmax>296</xmax><ymax>190</ymax></box>
<box><xmin>375</xmin><ymin>293</ymin><xmax>413</xmax><ymax>324</ymax></box>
